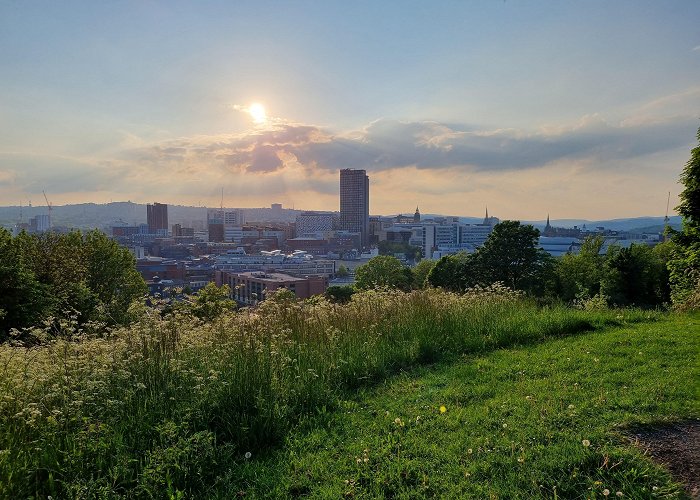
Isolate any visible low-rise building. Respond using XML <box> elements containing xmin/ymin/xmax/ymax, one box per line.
<box><xmin>221</xmin><ymin>271</ymin><xmax>327</xmax><ymax>305</ymax></box>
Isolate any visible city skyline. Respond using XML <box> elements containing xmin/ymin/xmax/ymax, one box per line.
<box><xmin>1</xmin><ymin>1</ymin><xmax>699</xmax><ymax>219</ymax></box>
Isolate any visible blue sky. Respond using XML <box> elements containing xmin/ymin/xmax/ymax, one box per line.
<box><xmin>1</xmin><ymin>0</ymin><xmax>698</xmax><ymax>218</ymax></box>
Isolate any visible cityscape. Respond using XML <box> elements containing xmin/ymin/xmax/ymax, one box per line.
<box><xmin>1</xmin><ymin>165</ymin><xmax>679</xmax><ymax>304</ymax></box>
<box><xmin>1</xmin><ymin>1</ymin><xmax>698</xmax><ymax>498</ymax></box>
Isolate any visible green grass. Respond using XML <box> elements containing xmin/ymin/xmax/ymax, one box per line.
<box><xmin>211</xmin><ymin>313</ymin><xmax>699</xmax><ymax>499</ymax></box>
<box><xmin>0</xmin><ymin>287</ymin><xmax>688</xmax><ymax>498</ymax></box>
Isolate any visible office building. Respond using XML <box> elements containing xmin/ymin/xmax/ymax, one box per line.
<box><xmin>147</xmin><ymin>203</ymin><xmax>168</xmax><ymax>235</ymax></box>
<box><xmin>339</xmin><ymin>169</ymin><xmax>369</xmax><ymax>247</ymax></box>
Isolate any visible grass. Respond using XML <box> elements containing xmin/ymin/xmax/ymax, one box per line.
<box><xmin>211</xmin><ymin>313</ymin><xmax>699</xmax><ymax>499</ymax></box>
<box><xmin>0</xmin><ymin>287</ymin><xmax>683</xmax><ymax>498</ymax></box>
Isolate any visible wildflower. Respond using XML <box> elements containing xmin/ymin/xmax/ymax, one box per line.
<box><xmin>244</xmin><ymin>451</ymin><xmax>252</xmax><ymax>459</ymax></box>
<box><xmin>582</xmin><ymin>439</ymin><xmax>591</xmax><ymax>447</ymax></box>
<box><xmin>616</xmin><ymin>492</ymin><xmax>623</xmax><ymax>497</ymax></box>
<box><xmin>467</xmin><ymin>448</ymin><xmax>473</xmax><ymax>454</ymax></box>
<box><xmin>440</xmin><ymin>405</ymin><xmax>447</xmax><ymax>413</ymax></box>
<box><xmin>135</xmin><ymin>382</ymin><xmax>146</xmax><ymax>390</ymax></box>
<box><xmin>568</xmin><ymin>404</ymin><xmax>575</xmax><ymax>409</ymax></box>
<box><xmin>525</xmin><ymin>395</ymin><xmax>533</xmax><ymax>400</ymax></box>
<box><xmin>517</xmin><ymin>456</ymin><xmax>524</xmax><ymax>463</ymax></box>
<box><xmin>603</xmin><ymin>489</ymin><xmax>610</xmax><ymax>496</ymax></box>
<box><xmin>502</xmin><ymin>423</ymin><xmax>507</xmax><ymax>428</ymax></box>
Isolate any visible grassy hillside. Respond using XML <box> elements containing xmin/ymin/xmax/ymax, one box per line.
<box><xmin>215</xmin><ymin>314</ymin><xmax>699</xmax><ymax>499</ymax></box>
<box><xmin>0</xmin><ymin>288</ymin><xmax>694</xmax><ymax>498</ymax></box>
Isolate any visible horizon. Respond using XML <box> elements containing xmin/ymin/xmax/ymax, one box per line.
<box><xmin>1</xmin><ymin>1</ymin><xmax>699</xmax><ymax>218</ymax></box>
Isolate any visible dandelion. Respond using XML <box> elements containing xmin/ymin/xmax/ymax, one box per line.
<box><xmin>582</xmin><ymin>439</ymin><xmax>591</xmax><ymax>447</ymax></box>
<box><xmin>616</xmin><ymin>492</ymin><xmax>623</xmax><ymax>497</ymax></box>
<box><xmin>603</xmin><ymin>489</ymin><xmax>610</xmax><ymax>496</ymax></box>
<box><xmin>467</xmin><ymin>448</ymin><xmax>473</xmax><ymax>454</ymax></box>
<box><xmin>244</xmin><ymin>451</ymin><xmax>252</xmax><ymax>459</ymax></box>
<box><xmin>525</xmin><ymin>395</ymin><xmax>533</xmax><ymax>400</ymax></box>
<box><xmin>517</xmin><ymin>456</ymin><xmax>524</xmax><ymax>463</ymax></box>
<box><xmin>568</xmin><ymin>404</ymin><xmax>575</xmax><ymax>409</ymax></box>
<box><xmin>440</xmin><ymin>405</ymin><xmax>447</xmax><ymax>413</ymax></box>
<box><xmin>502</xmin><ymin>423</ymin><xmax>507</xmax><ymax>428</ymax></box>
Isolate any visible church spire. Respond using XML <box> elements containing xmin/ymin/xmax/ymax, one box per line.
<box><xmin>414</xmin><ymin>205</ymin><xmax>421</xmax><ymax>222</ymax></box>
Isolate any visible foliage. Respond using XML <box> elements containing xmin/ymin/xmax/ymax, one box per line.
<box><xmin>556</xmin><ymin>236</ymin><xmax>606</xmax><ymax>302</ymax></box>
<box><xmin>477</xmin><ymin>220</ymin><xmax>552</xmax><ymax>294</ymax></box>
<box><xmin>0</xmin><ymin>229</ymin><xmax>146</xmax><ymax>340</ymax></box>
<box><xmin>411</xmin><ymin>259</ymin><xmax>436</xmax><ymax>289</ymax></box>
<box><xmin>336</xmin><ymin>264</ymin><xmax>350</xmax><ymax>278</ymax></box>
<box><xmin>325</xmin><ymin>285</ymin><xmax>356</xmax><ymax>304</ymax></box>
<box><xmin>377</xmin><ymin>240</ymin><xmax>422</xmax><ymax>261</ymax></box>
<box><xmin>426</xmin><ymin>251</ymin><xmax>479</xmax><ymax>291</ymax></box>
<box><xmin>669</xmin><ymin>127</ymin><xmax>700</xmax><ymax>304</ymax></box>
<box><xmin>354</xmin><ymin>255</ymin><xmax>412</xmax><ymax>290</ymax></box>
<box><xmin>601</xmin><ymin>244</ymin><xmax>670</xmax><ymax>307</ymax></box>
<box><xmin>0</xmin><ymin>286</ymin><xmax>642</xmax><ymax>498</ymax></box>
<box><xmin>427</xmin><ymin>221</ymin><xmax>554</xmax><ymax>296</ymax></box>
<box><xmin>188</xmin><ymin>283</ymin><xmax>236</xmax><ymax>321</ymax></box>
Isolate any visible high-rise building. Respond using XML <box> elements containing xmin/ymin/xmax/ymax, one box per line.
<box><xmin>147</xmin><ymin>202</ymin><xmax>168</xmax><ymax>235</ymax></box>
<box><xmin>207</xmin><ymin>209</ymin><xmax>246</xmax><ymax>242</ymax></box>
<box><xmin>339</xmin><ymin>169</ymin><xmax>369</xmax><ymax>247</ymax></box>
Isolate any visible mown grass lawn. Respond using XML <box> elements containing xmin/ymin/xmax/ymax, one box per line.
<box><xmin>214</xmin><ymin>313</ymin><xmax>699</xmax><ymax>499</ymax></box>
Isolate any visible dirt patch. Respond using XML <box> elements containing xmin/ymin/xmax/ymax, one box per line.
<box><xmin>625</xmin><ymin>419</ymin><xmax>700</xmax><ymax>499</ymax></box>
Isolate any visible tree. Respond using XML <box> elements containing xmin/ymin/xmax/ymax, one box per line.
<box><xmin>669</xmin><ymin>127</ymin><xmax>700</xmax><ymax>304</ymax></box>
<box><xmin>336</xmin><ymin>264</ymin><xmax>350</xmax><ymax>278</ymax></box>
<box><xmin>0</xmin><ymin>229</ymin><xmax>53</xmax><ymax>339</ymax></box>
<box><xmin>189</xmin><ymin>283</ymin><xmax>236</xmax><ymax>320</ymax></box>
<box><xmin>555</xmin><ymin>236</ymin><xmax>606</xmax><ymax>302</ymax></box>
<box><xmin>601</xmin><ymin>244</ymin><xmax>669</xmax><ymax>307</ymax></box>
<box><xmin>325</xmin><ymin>285</ymin><xmax>356</xmax><ymax>304</ymax></box>
<box><xmin>83</xmin><ymin>230</ymin><xmax>146</xmax><ymax>324</ymax></box>
<box><xmin>412</xmin><ymin>259</ymin><xmax>436</xmax><ymax>289</ymax></box>
<box><xmin>426</xmin><ymin>252</ymin><xmax>479</xmax><ymax>291</ymax></box>
<box><xmin>354</xmin><ymin>255</ymin><xmax>411</xmax><ymax>290</ymax></box>
<box><xmin>476</xmin><ymin>220</ymin><xmax>552</xmax><ymax>294</ymax></box>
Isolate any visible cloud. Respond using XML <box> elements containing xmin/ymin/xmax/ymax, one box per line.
<box><xmin>693</xmin><ymin>45</ymin><xmax>700</xmax><ymax>51</ymax></box>
<box><xmin>123</xmin><ymin>112</ymin><xmax>698</xmax><ymax>177</ymax></box>
<box><xmin>1</xmin><ymin>89</ymin><xmax>697</xmax><ymax>218</ymax></box>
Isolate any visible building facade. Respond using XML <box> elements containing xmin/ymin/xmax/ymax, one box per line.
<box><xmin>339</xmin><ymin>169</ymin><xmax>369</xmax><ymax>248</ymax></box>
<box><xmin>147</xmin><ymin>203</ymin><xmax>168</xmax><ymax>235</ymax></box>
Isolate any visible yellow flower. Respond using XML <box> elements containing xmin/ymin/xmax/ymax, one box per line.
<box><xmin>582</xmin><ymin>439</ymin><xmax>591</xmax><ymax>447</ymax></box>
<box><xmin>440</xmin><ymin>405</ymin><xmax>447</xmax><ymax>413</ymax></box>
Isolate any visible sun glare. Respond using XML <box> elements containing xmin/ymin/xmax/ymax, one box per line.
<box><xmin>248</xmin><ymin>103</ymin><xmax>267</xmax><ymax>124</ymax></box>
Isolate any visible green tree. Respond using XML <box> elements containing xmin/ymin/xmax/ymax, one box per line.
<box><xmin>336</xmin><ymin>264</ymin><xmax>350</xmax><ymax>278</ymax></box>
<box><xmin>412</xmin><ymin>259</ymin><xmax>436</xmax><ymax>289</ymax></box>
<box><xmin>601</xmin><ymin>244</ymin><xmax>670</xmax><ymax>307</ymax></box>
<box><xmin>325</xmin><ymin>285</ymin><xmax>356</xmax><ymax>303</ymax></box>
<box><xmin>426</xmin><ymin>252</ymin><xmax>479</xmax><ymax>291</ymax></box>
<box><xmin>669</xmin><ymin>127</ymin><xmax>700</xmax><ymax>304</ymax></box>
<box><xmin>0</xmin><ymin>229</ymin><xmax>52</xmax><ymax>339</ymax></box>
<box><xmin>354</xmin><ymin>255</ymin><xmax>411</xmax><ymax>290</ymax></box>
<box><xmin>189</xmin><ymin>283</ymin><xmax>236</xmax><ymax>320</ymax></box>
<box><xmin>83</xmin><ymin>230</ymin><xmax>146</xmax><ymax>324</ymax></box>
<box><xmin>555</xmin><ymin>236</ymin><xmax>606</xmax><ymax>302</ymax></box>
<box><xmin>476</xmin><ymin>220</ymin><xmax>552</xmax><ymax>294</ymax></box>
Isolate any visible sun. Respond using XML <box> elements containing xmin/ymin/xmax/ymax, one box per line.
<box><xmin>248</xmin><ymin>102</ymin><xmax>267</xmax><ymax>124</ymax></box>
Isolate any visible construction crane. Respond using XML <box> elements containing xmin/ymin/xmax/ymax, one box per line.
<box><xmin>42</xmin><ymin>190</ymin><xmax>53</xmax><ymax>230</ymax></box>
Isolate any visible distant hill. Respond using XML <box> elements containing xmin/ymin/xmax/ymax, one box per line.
<box><xmin>0</xmin><ymin>202</ymin><xmax>301</xmax><ymax>231</ymax></box>
<box><xmin>0</xmin><ymin>203</ymin><xmax>682</xmax><ymax>233</ymax></box>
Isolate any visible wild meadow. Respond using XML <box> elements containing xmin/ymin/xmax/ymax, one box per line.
<box><xmin>0</xmin><ymin>286</ymin><xmax>655</xmax><ymax>498</ymax></box>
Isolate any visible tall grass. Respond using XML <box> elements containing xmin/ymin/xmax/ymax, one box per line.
<box><xmin>0</xmin><ymin>286</ymin><xmax>657</xmax><ymax>498</ymax></box>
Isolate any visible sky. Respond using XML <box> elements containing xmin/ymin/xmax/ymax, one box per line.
<box><xmin>0</xmin><ymin>0</ymin><xmax>699</xmax><ymax>219</ymax></box>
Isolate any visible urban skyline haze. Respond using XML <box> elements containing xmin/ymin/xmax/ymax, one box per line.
<box><xmin>1</xmin><ymin>1</ymin><xmax>699</xmax><ymax>219</ymax></box>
